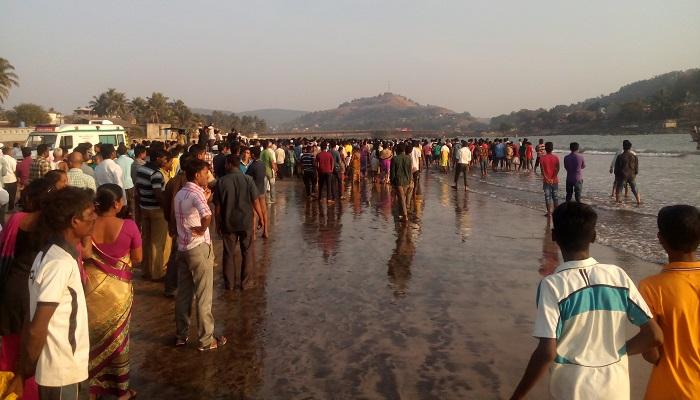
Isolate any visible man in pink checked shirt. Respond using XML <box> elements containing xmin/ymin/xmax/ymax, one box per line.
<box><xmin>173</xmin><ymin>158</ymin><xmax>227</xmax><ymax>352</ymax></box>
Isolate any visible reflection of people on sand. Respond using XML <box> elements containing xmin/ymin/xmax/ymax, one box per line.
<box><xmin>539</xmin><ymin>221</ymin><xmax>559</xmax><ymax>276</ymax></box>
<box><xmin>387</xmin><ymin>223</ymin><xmax>416</xmax><ymax>297</ymax></box>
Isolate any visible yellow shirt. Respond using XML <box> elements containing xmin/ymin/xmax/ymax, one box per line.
<box><xmin>639</xmin><ymin>261</ymin><xmax>700</xmax><ymax>400</ymax></box>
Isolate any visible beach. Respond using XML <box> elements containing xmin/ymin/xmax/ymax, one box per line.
<box><xmin>127</xmin><ymin>174</ymin><xmax>659</xmax><ymax>399</ymax></box>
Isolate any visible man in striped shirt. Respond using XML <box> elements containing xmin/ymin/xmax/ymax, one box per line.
<box><xmin>135</xmin><ymin>148</ymin><xmax>170</xmax><ymax>281</ymax></box>
<box><xmin>511</xmin><ymin>202</ymin><xmax>663</xmax><ymax>400</ymax></box>
<box><xmin>299</xmin><ymin>146</ymin><xmax>316</xmax><ymax>197</ymax></box>
<box><xmin>174</xmin><ymin>159</ymin><xmax>226</xmax><ymax>351</ymax></box>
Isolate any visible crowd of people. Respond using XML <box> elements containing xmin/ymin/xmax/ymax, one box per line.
<box><xmin>0</xmin><ymin>129</ymin><xmax>695</xmax><ymax>399</ymax></box>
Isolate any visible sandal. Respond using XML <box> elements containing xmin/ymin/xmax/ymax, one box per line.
<box><xmin>175</xmin><ymin>337</ymin><xmax>189</xmax><ymax>347</ymax></box>
<box><xmin>198</xmin><ymin>336</ymin><xmax>227</xmax><ymax>352</ymax></box>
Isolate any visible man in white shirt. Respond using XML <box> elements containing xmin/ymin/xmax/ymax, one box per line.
<box><xmin>410</xmin><ymin>140</ymin><xmax>422</xmax><ymax>195</ymax></box>
<box><xmin>452</xmin><ymin>140</ymin><xmax>472</xmax><ymax>191</ymax></box>
<box><xmin>274</xmin><ymin>143</ymin><xmax>286</xmax><ymax>179</ymax></box>
<box><xmin>116</xmin><ymin>145</ymin><xmax>135</xmax><ymax>215</ymax></box>
<box><xmin>2</xmin><ymin>147</ymin><xmax>17</xmax><ymax>211</ymax></box>
<box><xmin>94</xmin><ymin>144</ymin><xmax>125</xmax><ymax>198</ymax></box>
<box><xmin>18</xmin><ymin>187</ymin><xmax>96</xmax><ymax>399</ymax></box>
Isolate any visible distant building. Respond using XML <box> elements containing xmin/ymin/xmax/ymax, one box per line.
<box><xmin>74</xmin><ymin>107</ymin><xmax>96</xmax><ymax>117</ymax></box>
<box><xmin>48</xmin><ymin>112</ymin><xmax>64</xmax><ymax>125</ymax></box>
<box><xmin>663</xmin><ymin>119</ymin><xmax>677</xmax><ymax>128</ymax></box>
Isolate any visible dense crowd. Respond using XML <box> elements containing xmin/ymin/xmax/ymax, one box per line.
<box><xmin>0</xmin><ymin>128</ymin><xmax>696</xmax><ymax>399</ymax></box>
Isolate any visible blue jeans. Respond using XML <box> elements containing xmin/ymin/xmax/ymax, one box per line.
<box><xmin>566</xmin><ymin>180</ymin><xmax>583</xmax><ymax>202</ymax></box>
<box><xmin>543</xmin><ymin>183</ymin><xmax>559</xmax><ymax>205</ymax></box>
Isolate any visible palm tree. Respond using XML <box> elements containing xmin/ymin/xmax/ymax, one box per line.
<box><xmin>129</xmin><ymin>97</ymin><xmax>148</xmax><ymax>124</ymax></box>
<box><xmin>169</xmin><ymin>99</ymin><xmax>195</xmax><ymax>128</ymax></box>
<box><xmin>146</xmin><ymin>92</ymin><xmax>171</xmax><ymax>123</ymax></box>
<box><xmin>89</xmin><ymin>88</ymin><xmax>129</xmax><ymax>118</ymax></box>
<box><xmin>0</xmin><ymin>58</ymin><xmax>19</xmax><ymax>103</ymax></box>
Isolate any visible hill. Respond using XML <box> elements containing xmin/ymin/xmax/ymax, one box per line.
<box><xmin>239</xmin><ymin>108</ymin><xmax>308</xmax><ymax>127</ymax></box>
<box><xmin>283</xmin><ymin>92</ymin><xmax>476</xmax><ymax>131</ymax></box>
<box><xmin>490</xmin><ymin>68</ymin><xmax>700</xmax><ymax>132</ymax></box>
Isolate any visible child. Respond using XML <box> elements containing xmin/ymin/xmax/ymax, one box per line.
<box><xmin>639</xmin><ymin>205</ymin><xmax>700</xmax><ymax>399</ymax></box>
<box><xmin>510</xmin><ymin>202</ymin><xmax>662</xmax><ymax>400</ymax></box>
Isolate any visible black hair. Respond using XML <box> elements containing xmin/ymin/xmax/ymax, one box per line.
<box><xmin>395</xmin><ymin>143</ymin><xmax>405</xmax><ymax>154</ymax></box>
<box><xmin>623</xmin><ymin>140</ymin><xmax>632</xmax><ymax>151</ymax></box>
<box><xmin>100</xmin><ymin>143</ymin><xmax>115</xmax><ymax>159</ymax></box>
<box><xmin>226</xmin><ymin>154</ymin><xmax>241</xmax><ymax>168</ymax></box>
<box><xmin>37</xmin><ymin>144</ymin><xmax>49</xmax><ymax>156</ymax></box>
<box><xmin>117</xmin><ymin>144</ymin><xmax>128</xmax><ymax>156</ymax></box>
<box><xmin>20</xmin><ymin>178</ymin><xmax>55</xmax><ymax>212</ymax></box>
<box><xmin>570</xmin><ymin>142</ymin><xmax>579</xmax><ymax>152</ymax></box>
<box><xmin>250</xmin><ymin>146</ymin><xmax>261</xmax><ymax>159</ymax></box>
<box><xmin>134</xmin><ymin>145</ymin><xmax>147</xmax><ymax>157</ymax></box>
<box><xmin>40</xmin><ymin>186</ymin><xmax>95</xmax><ymax>234</ymax></box>
<box><xmin>658</xmin><ymin>205</ymin><xmax>700</xmax><ymax>252</ymax></box>
<box><xmin>148</xmin><ymin>148</ymin><xmax>167</xmax><ymax>162</ymax></box>
<box><xmin>545</xmin><ymin>142</ymin><xmax>554</xmax><ymax>153</ymax></box>
<box><xmin>44</xmin><ymin>169</ymin><xmax>67</xmax><ymax>187</ymax></box>
<box><xmin>95</xmin><ymin>184</ymin><xmax>124</xmax><ymax>215</ymax></box>
<box><xmin>21</xmin><ymin>147</ymin><xmax>32</xmax><ymax>157</ymax></box>
<box><xmin>185</xmin><ymin>159</ymin><xmax>209</xmax><ymax>181</ymax></box>
<box><xmin>188</xmin><ymin>144</ymin><xmax>205</xmax><ymax>156</ymax></box>
<box><xmin>552</xmin><ymin>202</ymin><xmax>597</xmax><ymax>252</ymax></box>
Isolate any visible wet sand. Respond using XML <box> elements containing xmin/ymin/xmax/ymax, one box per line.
<box><xmin>128</xmin><ymin>171</ymin><xmax>658</xmax><ymax>399</ymax></box>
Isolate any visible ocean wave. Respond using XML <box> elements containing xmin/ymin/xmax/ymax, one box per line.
<box><xmin>555</xmin><ymin>149</ymin><xmax>696</xmax><ymax>157</ymax></box>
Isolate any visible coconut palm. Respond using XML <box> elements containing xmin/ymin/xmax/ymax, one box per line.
<box><xmin>169</xmin><ymin>99</ymin><xmax>195</xmax><ymax>128</ymax></box>
<box><xmin>0</xmin><ymin>58</ymin><xmax>19</xmax><ymax>103</ymax></box>
<box><xmin>129</xmin><ymin>96</ymin><xmax>149</xmax><ymax>124</ymax></box>
<box><xmin>89</xmin><ymin>88</ymin><xmax>129</xmax><ymax>118</ymax></box>
<box><xmin>146</xmin><ymin>92</ymin><xmax>171</xmax><ymax>123</ymax></box>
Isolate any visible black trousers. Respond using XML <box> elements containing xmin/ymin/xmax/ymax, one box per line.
<box><xmin>222</xmin><ymin>230</ymin><xmax>253</xmax><ymax>290</ymax></box>
<box><xmin>454</xmin><ymin>163</ymin><xmax>468</xmax><ymax>187</ymax></box>
<box><xmin>4</xmin><ymin>182</ymin><xmax>17</xmax><ymax>210</ymax></box>
<box><xmin>318</xmin><ymin>172</ymin><xmax>334</xmax><ymax>200</ymax></box>
<box><xmin>303</xmin><ymin>171</ymin><xmax>316</xmax><ymax>196</ymax></box>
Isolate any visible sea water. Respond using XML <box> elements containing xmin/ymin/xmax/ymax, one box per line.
<box><xmin>465</xmin><ymin>133</ymin><xmax>699</xmax><ymax>264</ymax></box>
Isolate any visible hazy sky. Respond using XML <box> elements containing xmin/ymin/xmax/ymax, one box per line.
<box><xmin>2</xmin><ymin>0</ymin><xmax>699</xmax><ymax>117</ymax></box>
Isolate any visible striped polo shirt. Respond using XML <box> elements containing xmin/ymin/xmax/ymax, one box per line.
<box><xmin>135</xmin><ymin>162</ymin><xmax>165</xmax><ymax>210</ymax></box>
<box><xmin>533</xmin><ymin>257</ymin><xmax>653</xmax><ymax>400</ymax></box>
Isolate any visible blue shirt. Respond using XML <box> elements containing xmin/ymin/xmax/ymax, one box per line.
<box><xmin>563</xmin><ymin>152</ymin><xmax>585</xmax><ymax>184</ymax></box>
<box><xmin>495</xmin><ymin>143</ymin><xmax>505</xmax><ymax>158</ymax></box>
<box><xmin>116</xmin><ymin>154</ymin><xmax>135</xmax><ymax>190</ymax></box>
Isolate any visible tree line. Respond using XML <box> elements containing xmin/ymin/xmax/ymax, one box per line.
<box><xmin>490</xmin><ymin>69</ymin><xmax>700</xmax><ymax>132</ymax></box>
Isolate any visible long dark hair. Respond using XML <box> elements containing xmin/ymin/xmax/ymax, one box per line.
<box><xmin>94</xmin><ymin>184</ymin><xmax>124</xmax><ymax>216</ymax></box>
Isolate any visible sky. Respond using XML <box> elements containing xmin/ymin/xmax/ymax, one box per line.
<box><xmin>2</xmin><ymin>0</ymin><xmax>699</xmax><ymax>117</ymax></box>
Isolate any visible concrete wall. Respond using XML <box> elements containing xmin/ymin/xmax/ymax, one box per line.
<box><xmin>0</xmin><ymin>127</ymin><xmax>33</xmax><ymax>145</ymax></box>
<box><xmin>145</xmin><ymin>123</ymin><xmax>171</xmax><ymax>139</ymax></box>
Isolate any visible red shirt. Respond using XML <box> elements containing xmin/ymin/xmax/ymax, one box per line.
<box><xmin>525</xmin><ymin>144</ymin><xmax>533</xmax><ymax>159</ymax></box>
<box><xmin>539</xmin><ymin>153</ymin><xmax>560</xmax><ymax>184</ymax></box>
<box><xmin>315</xmin><ymin>151</ymin><xmax>334</xmax><ymax>174</ymax></box>
<box><xmin>17</xmin><ymin>157</ymin><xmax>33</xmax><ymax>186</ymax></box>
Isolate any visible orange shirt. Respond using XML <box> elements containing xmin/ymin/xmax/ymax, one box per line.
<box><xmin>639</xmin><ymin>262</ymin><xmax>700</xmax><ymax>400</ymax></box>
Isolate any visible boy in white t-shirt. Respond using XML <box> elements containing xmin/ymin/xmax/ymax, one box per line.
<box><xmin>510</xmin><ymin>202</ymin><xmax>663</xmax><ymax>400</ymax></box>
<box><xmin>16</xmin><ymin>187</ymin><xmax>96</xmax><ymax>400</ymax></box>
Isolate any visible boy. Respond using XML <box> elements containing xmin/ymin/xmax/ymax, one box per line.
<box><xmin>17</xmin><ymin>187</ymin><xmax>96</xmax><ymax>399</ymax></box>
<box><xmin>510</xmin><ymin>202</ymin><xmax>662</xmax><ymax>400</ymax></box>
<box><xmin>639</xmin><ymin>205</ymin><xmax>700</xmax><ymax>399</ymax></box>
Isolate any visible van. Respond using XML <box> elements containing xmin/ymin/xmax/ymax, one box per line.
<box><xmin>24</xmin><ymin>120</ymin><xmax>128</xmax><ymax>153</ymax></box>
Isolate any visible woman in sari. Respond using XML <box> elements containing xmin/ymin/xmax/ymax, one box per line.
<box><xmin>83</xmin><ymin>184</ymin><xmax>142</xmax><ymax>400</ymax></box>
<box><xmin>0</xmin><ymin>178</ymin><xmax>55</xmax><ymax>400</ymax></box>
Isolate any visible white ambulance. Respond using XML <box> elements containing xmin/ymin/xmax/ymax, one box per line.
<box><xmin>24</xmin><ymin>120</ymin><xmax>128</xmax><ymax>152</ymax></box>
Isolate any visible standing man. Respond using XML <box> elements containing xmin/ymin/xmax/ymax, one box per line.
<box><xmin>390</xmin><ymin>143</ymin><xmax>412</xmax><ymax>221</ymax></box>
<box><xmin>452</xmin><ymin>140</ymin><xmax>471</xmax><ymax>191</ymax></box>
<box><xmin>274</xmin><ymin>142</ymin><xmax>286</xmax><ymax>179</ymax></box>
<box><xmin>246</xmin><ymin>146</ymin><xmax>269</xmax><ymax>238</ymax></box>
<box><xmin>214</xmin><ymin>155</ymin><xmax>264</xmax><ymax>290</ymax></box>
<box><xmin>563</xmin><ymin>142</ymin><xmax>585</xmax><ymax>203</ymax></box>
<box><xmin>18</xmin><ymin>187</ymin><xmax>96</xmax><ymax>399</ymax></box>
<box><xmin>1</xmin><ymin>146</ymin><xmax>18</xmax><ymax>211</ymax></box>
<box><xmin>261</xmin><ymin>141</ymin><xmax>277</xmax><ymax>203</ymax></box>
<box><xmin>95</xmin><ymin>144</ymin><xmax>125</xmax><ymax>200</ymax></box>
<box><xmin>315</xmin><ymin>143</ymin><xmax>335</xmax><ymax>203</ymax></box>
<box><xmin>614</xmin><ymin>140</ymin><xmax>642</xmax><ymax>206</ymax></box>
<box><xmin>135</xmin><ymin>149</ymin><xmax>170</xmax><ymax>281</ymax></box>
<box><xmin>174</xmin><ymin>159</ymin><xmax>227</xmax><ymax>351</ymax></box>
<box><xmin>116</xmin><ymin>144</ymin><xmax>135</xmax><ymax>216</ymax></box>
<box><xmin>29</xmin><ymin>144</ymin><xmax>51</xmax><ymax>183</ymax></box>
<box><xmin>66</xmin><ymin>151</ymin><xmax>97</xmax><ymax>191</ymax></box>
<box><xmin>534</xmin><ymin>138</ymin><xmax>545</xmax><ymax>173</ymax></box>
<box><xmin>539</xmin><ymin>142</ymin><xmax>560</xmax><ymax>218</ymax></box>
<box><xmin>130</xmin><ymin>145</ymin><xmax>147</xmax><ymax>227</ymax></box>
<box><xmin>410</xmin><ymin>140</ymin><xmax>422</xmax><ymax>196</ymax></box>
<box><xmin>300</xmin><ymin>145</ymin><xmax>317</xmax><ymax>197</ymax></box>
